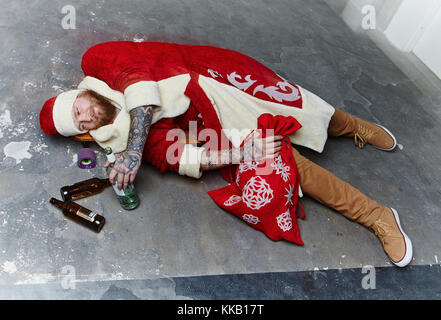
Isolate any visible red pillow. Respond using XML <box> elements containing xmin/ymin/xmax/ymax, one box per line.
<box><xmin>208</xmin><ymin>114</ymin><xmax>305</xmax><ymax>245</ymax></box>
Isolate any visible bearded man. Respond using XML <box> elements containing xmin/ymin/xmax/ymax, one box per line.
<box><xmin>39</xmin><ymin>41</ymin><xmax>412</xmax><ymax>267</ymax></box>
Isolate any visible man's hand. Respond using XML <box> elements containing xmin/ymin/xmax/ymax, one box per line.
<box><xmin>241</xmin><ymin>131</ymin><xmax>284</xmax><ymax>163</ymax></box>
<box><xmin>200</xmin><ymin>132</ymin><xmax>284</xmax><ymax>171</ymax></box>
<box><xmin>105</xmin><ymin>105</ymin><xmax>154</xmax><ymax>190</ymax></box>
<box><xmin>104</xmin><ymin>150</ymin><xmax>142</xmax><ymax>190</ymax></box>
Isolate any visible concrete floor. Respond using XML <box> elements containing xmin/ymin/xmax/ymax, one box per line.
<box><xmin>1</xmin><ymin>0</ymin><xmax>441</xmax><ymax>299</ymax></box>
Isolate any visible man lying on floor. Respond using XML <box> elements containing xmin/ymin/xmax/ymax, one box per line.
<box><xmin>39</xmin><ymin>41</ymin><xmax>413</xmax><ymax>267</ymax></box>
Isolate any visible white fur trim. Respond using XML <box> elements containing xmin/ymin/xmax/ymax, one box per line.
<box><xmin>78</xmin><ymin>76</ymin><xmax>125</xmax><ymax>109</ymax></box>
<box><xmin>52</xmin><ymin>89</ymin><xmax>87</xmax><ymax>137</ymax></box>
<box><xmin>75</xmin><ymin>75</ymin><xmax>191</xmax><ymax>153</ymax></box>
<box><xmin>124</xmin><ymin>81</ymin><xmax>162</xmax><ymax>111</ymax></box>
<box><xmin>155</xmin><ymin>74</ymin><xmax>191</xmax><ymax>121</ymax></box>
<box><xmin>89</xmin><ymin>106</ymin><xmax>131</xmax><ymax>154</ymax></box>
<box><xmin>78</xmin><ymin>77</ymin><xmax>130</xmax><ymax>153</ymax></box>
<box><xmin>295</xmin><ymin>86</ymin><xmax>335</xmax><ymax>153</ymax></box>
<box><xmin>178</xmin><ymin>144</ymin><xmax>205</xmax><ymax>179</ymax></box>
<box><xmin>198</xmin><ymin>75</ymin><xmax>335</xmax><ymax>153</ymax></box>
<box><xmin>79</xmin><ymin>75</ymin><xmax>191</xmax><ymax>125</ymax></box>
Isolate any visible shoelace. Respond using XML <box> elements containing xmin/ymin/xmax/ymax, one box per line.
<box><xmin>370</xmin><ymin>219</ymin><xmax>391</xmax><ymax>246</ymax></box>
<box><xmin>354</xmin><ymin>124</ymin><xmax>374</xmax><ymax>149</ymax></box>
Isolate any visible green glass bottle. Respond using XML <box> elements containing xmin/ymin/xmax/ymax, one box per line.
<box><xmin>104</xmin><ymin>147</ymin><xmax>140</xmax><ymax>210</ymax></box>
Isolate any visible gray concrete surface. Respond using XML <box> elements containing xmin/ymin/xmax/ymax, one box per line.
<box><xmin>0</xmin><ymin>0</ymin><xmax>440</xmax><ymax>298</ymax></box>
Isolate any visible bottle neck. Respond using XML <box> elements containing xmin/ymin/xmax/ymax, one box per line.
<box><xmin>50</xmin><ymin>198</ymin><xmax>67</xmax><ymax>209</ymax></box>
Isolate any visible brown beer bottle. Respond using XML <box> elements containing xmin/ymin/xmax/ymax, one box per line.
<box><xmin>50</xmin><ymin>198</ymin><xmax>105</xmax><ymax>232</ymax></box>
<box><xmin>60</xmin><ymin>177</ymin><xmax>112</xmax><ymax>201</ymax></box>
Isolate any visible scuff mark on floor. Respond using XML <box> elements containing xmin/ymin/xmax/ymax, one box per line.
<box><xmin>3</xmin><ymin>141</ymin><xmax>32</xmax><ymax>164</ymax></box>
<box><xmin>0</xmin><ymin>109</ymin><xmax>12</xmax><ymax>138</ymax></box>
<box><xmin>2</xmin><ymin>261</ymin><xmax>17</xmax><ymax>274</ymax></box>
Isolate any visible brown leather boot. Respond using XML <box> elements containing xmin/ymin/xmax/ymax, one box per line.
<box><xmin>292</xmin><ymin>148</ymin><xmax>412</xmax><ymax>267</ymax></box>
<box><xmin>328</xmin><ymin>109</ymin><xmax>397</xmax><ymax>151</ymax></box>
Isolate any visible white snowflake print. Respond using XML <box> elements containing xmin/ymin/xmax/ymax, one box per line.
<box><xmin>284</xmin><ymin>184</ymin><xmax>295</xmax><ymax>207</ymax></box>
<box><xmin>242</xmin><ymin>176</ymin><xmax>274</xmax><ymax>210</ymax></box>
<box><xmin>271</xmin><ymin>156</ymin><xmax>290</xmax><ymax>182</ymax></box>
<box><xmin>239</xmin><ymin>161</ymin><xmax>258</xmax><ymax>174</ymax></box>
<box><xmin>224</xmin><ymin>195</ymin><xmax>242</xmax><ymax>206</ymax></box>
<box><xmin>237</xmin><ymin>161</ymin><xmax>258</xmax><ymax>186</ymax></box>
<box><xmin>276</xmin><ymin>210</ymin><xmax>293</xmax><ymax>232</ymax></box>
<box><xmin>242</xmin><ymin>214</ymin><xmax>260</xmax><ymax>225</ymax></box>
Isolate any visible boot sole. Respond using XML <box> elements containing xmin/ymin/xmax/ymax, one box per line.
<box><xmin>373</xmin><ymin>124</ymin><xmax>397</xmax><ymax>151</ymax></box>
<box><xmin>390</xmin><ymin>208</ymin><xmax>413</xmax><ymax>267</ymax></box>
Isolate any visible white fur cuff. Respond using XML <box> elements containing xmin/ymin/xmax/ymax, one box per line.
<box><xmin>52</xmin><ymin>89</ymin><xmax>87</xmax><ymax>137</ymax></box>
<box><xmin>178</xmin><ymin>144</ymin><xmax>205</xmax><ymax>179</ymax></box>
<box><xmin>124</xmin><ymin>81</ymin><xmax>162</xmax><ymax>112</ymax></box>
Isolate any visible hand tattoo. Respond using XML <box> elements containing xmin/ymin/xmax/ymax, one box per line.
<box><xmin>240</xmin><ymin>135</ymin><xmax>263</xmax><ymax>162</ymax></box>
<box><xmin>115</xmin><ymin>151</ymin><xmax>141</xmax><ymax>173</ymax></box>
<box><xmin>200</xmin><ymin>134</ymin><xmax>268</xmax><ymax>171</ymax></box>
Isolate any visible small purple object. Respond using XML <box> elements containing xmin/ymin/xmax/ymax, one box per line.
<box><xmin>77</xmin><ymin>148</ymin><xmax>96</xmax><ymax>169</ymax></box>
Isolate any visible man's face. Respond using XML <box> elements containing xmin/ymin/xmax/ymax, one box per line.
<box><xmin>72</xmin><ymin>95</ymin><xmax>103</xmax><ymax>131</ymax></box>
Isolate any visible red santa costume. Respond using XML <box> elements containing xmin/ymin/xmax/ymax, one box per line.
<box><xmin>39</xmin><ymin>41</ymin><xmax>416</xmax><ymax>262</ymax></box>
<box><xmin>40</xmin><ymin>41</ymin><xmax>335</xmax><ymax>180</ymax></box>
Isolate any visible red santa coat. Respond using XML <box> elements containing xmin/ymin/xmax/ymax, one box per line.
<box><xmin>77</xmin><ymin>41</ymin><xmax>334</xmax><ymax>178</ymax></box>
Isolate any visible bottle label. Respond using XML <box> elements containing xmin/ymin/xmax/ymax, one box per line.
<box><xmin>106</xmin><ymin>164</ymin><xmax>135</xmax><ymax>197</ymax></box>
<box><xmin>106</xmin><ymin>153</ymin><xmax>116</xmax><ymax>163</ymax></box>
<box><xmin>112</xmin><ymin>183</ymin><xmax>126</xmax><ymax>196</ymax></box>
<box><xmin>76</xmin><ymin>209</ymin><xmax>97</xmax><ymax>222</ymax></box>
<box><xmin>112</xmin><ymin>183</ymin><xmax>134</xmax><ymax>196</ymax></box>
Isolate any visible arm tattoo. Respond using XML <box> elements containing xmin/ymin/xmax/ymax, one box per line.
<box><xmin>201</xmin><ymin>148</ymin><xmax>239</xmax><ymax>171</ymax></box>
<box><xmin>127</xmin><ymin>105</ymin><xmax>154</xmax><ymax>154</ymax></box>
<box><xmin>200</xmin><ymin>136</ymin><xmax>264</xmax><ymax>172</ymax></box>
<box><xmin>119</xmin><ymin>105</ymin><xmax>154</xmax><ymax>172</ymax></box>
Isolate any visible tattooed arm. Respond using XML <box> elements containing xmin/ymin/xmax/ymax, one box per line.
<box><xmin>200</xmin><ymin>133</ymin><xmax>284</xmax><ymax>171</ymax></box>
<box><xmin>105</xmin><ymin>105</ymin><xmax>155</xmax><ymax>189</ymax></box>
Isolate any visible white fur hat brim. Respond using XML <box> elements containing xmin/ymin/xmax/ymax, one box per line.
<box><xmin>52</xmin><ymin>89</ymin><xmax>88</xmax><ymax>137</ymax></box>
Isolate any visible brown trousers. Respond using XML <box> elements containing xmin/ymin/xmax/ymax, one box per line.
<box><xmin>291</xmin><ymin>110</ymin><xmax>385</xmax><ymax>227</ymax></box>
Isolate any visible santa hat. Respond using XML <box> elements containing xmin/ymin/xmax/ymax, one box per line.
<box><xmin>39</xmin><ymin>89</ymin><xmax>87</xmax><ymax>136</ymax></box>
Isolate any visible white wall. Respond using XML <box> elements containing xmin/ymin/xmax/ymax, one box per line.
<box><xmin>413</xmin><ymin>7</ymin><xmax>441</xmax><ymax>79</ymax></box>
<box><xmin>384</xmin><ymin>0</ymin><xmax>441</xmax><ymax>52</ymax></box>
<box><xmin>332</xmin><ymin>0</ymin><xmax>441</xmax><ymax>80</ymax></box>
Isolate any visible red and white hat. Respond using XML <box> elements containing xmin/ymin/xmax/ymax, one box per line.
<box><xmin>39</xmin><ymin>89</ymin><xmax>88</xmax><ymax>136</ymax></box>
